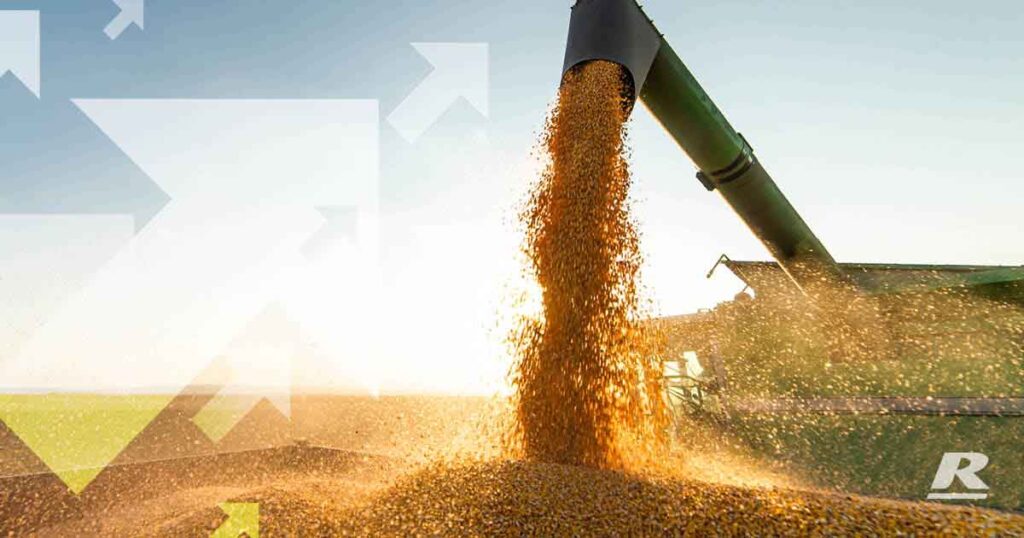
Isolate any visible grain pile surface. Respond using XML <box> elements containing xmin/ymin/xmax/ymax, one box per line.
<box><xmin>507</xmin><ymin>60</ymin><xmax>668</xmax><ymax>469</ymax></box>
<box><xmin>153</xmin><ymin>460</ymin><xmax>1024</xmax><ymax>536</ymax></box>
<box><xmin>7</xmin><ymin>407</ymin><xmax>1021</xmax><ymax>536</ymax></box>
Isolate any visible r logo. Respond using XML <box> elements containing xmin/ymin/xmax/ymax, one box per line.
<box><xmin>927</xmin><ymin>452</ymin><xmax>989</xmax><ymax>500</ymax></box>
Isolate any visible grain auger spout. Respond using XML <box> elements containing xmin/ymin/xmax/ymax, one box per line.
<box><xmin>562</xmin><ymin>0</ymin><xmax>850</xmax><ymax>299</ymax></box>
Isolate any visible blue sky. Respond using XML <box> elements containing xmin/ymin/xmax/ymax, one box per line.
<box><xmin>1</xmin><ymin>0</ymin><xmax>1022</xmax><ymax>392</ymax></box>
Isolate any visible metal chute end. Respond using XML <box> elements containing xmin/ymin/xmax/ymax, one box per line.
<box><xmin>561</xmin><ymin>0</ymin><xmax>662</xmax><ymax>103</ymax></box>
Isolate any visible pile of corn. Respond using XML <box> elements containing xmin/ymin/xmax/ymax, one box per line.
<box><xmin>22</xmin><ymin>446</ymin><xmax>1023</xmax><ymax>535</ymax></box>
<box><xmin>222</xmin><ymin>460</ymin><xmax>1024</xmax><ymax>536</ymax></box>
<box><xmin>507</xmin><ymin>60</ymin><xmax>668</xmax><ymax>470</ymax></box>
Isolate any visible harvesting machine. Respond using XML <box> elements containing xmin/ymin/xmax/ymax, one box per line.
<box><xmin>561</xmin><ymin>0</ymin><xmax>1024</xmax><ymax>417</ymax></box>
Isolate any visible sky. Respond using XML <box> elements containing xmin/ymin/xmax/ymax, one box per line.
<box><xmin>0</xmin><ymin>0</ymin><xmax>1022</xmax><ymax>394</ymax></box>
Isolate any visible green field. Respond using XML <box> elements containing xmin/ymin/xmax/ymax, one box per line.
<box><xmin>0</xmin><ymin>393</ymin><xmax>174</xmax><ymax>491</ymax></box>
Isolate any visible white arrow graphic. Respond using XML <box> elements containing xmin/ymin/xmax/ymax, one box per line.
<box><xmin>0</xmin><ymin>98</ymin><xmax>380</xmax><ymax>493</ymax></box>
<box><xmin>0</xmin><ymin>11</ymin><xmax>40</xmax><ymax>97</ymax></box>
<box><xmin>387</xmin><ymin>42</ymin><xmax>489</xmax><ymax>143</ymax></box>
<box><xmin>191</xmin><ymin>304</ymin><xmax>299</xmax><ymax>442</ymax></box>
<box><xmin>104</xmin><ymin>0</ymin><xmax>144</xmax><ymax>40</ymax></box>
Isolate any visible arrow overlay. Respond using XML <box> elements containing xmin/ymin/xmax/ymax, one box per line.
<box><xmin>0</xmin><ymin>99</ymin><xmax>380</xmax><ymax>493</ymax></box>
<box><xmin>212</xmin><ymin>502</ymin><xmax>259</xmax><ymax>538</ymax></box>
<box><xmin>105</xmin><ymin>0</ymin><xmax>144</xmax><ymax>40</ymax></box>
<box><xmin>191</xmin><ymin>305</ymin><xmax>300</xmax><ymax>442</ymax></box>
<box><xmin>0</xmin><ymin>216</ymin><xmax>135</xmax><ymax>493</ymax></box>
<box><xmin>387</xmin><ymin>42</ymin><xmax>489</xmax><ymax>143</ymax></box>
<box><xmin>0</xmin><ymin>97</ymin><xmax>170</xmax><ymax>231</ymax></box>
<box><xmin>0</xmin><ymin>11</ymin><xmax>41</xmax><ymax>97</ymax></box>
<box><xmin>301</xmin><ymin>205</ymin><xmax>358</xmax><ymax>260</ymax></box>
